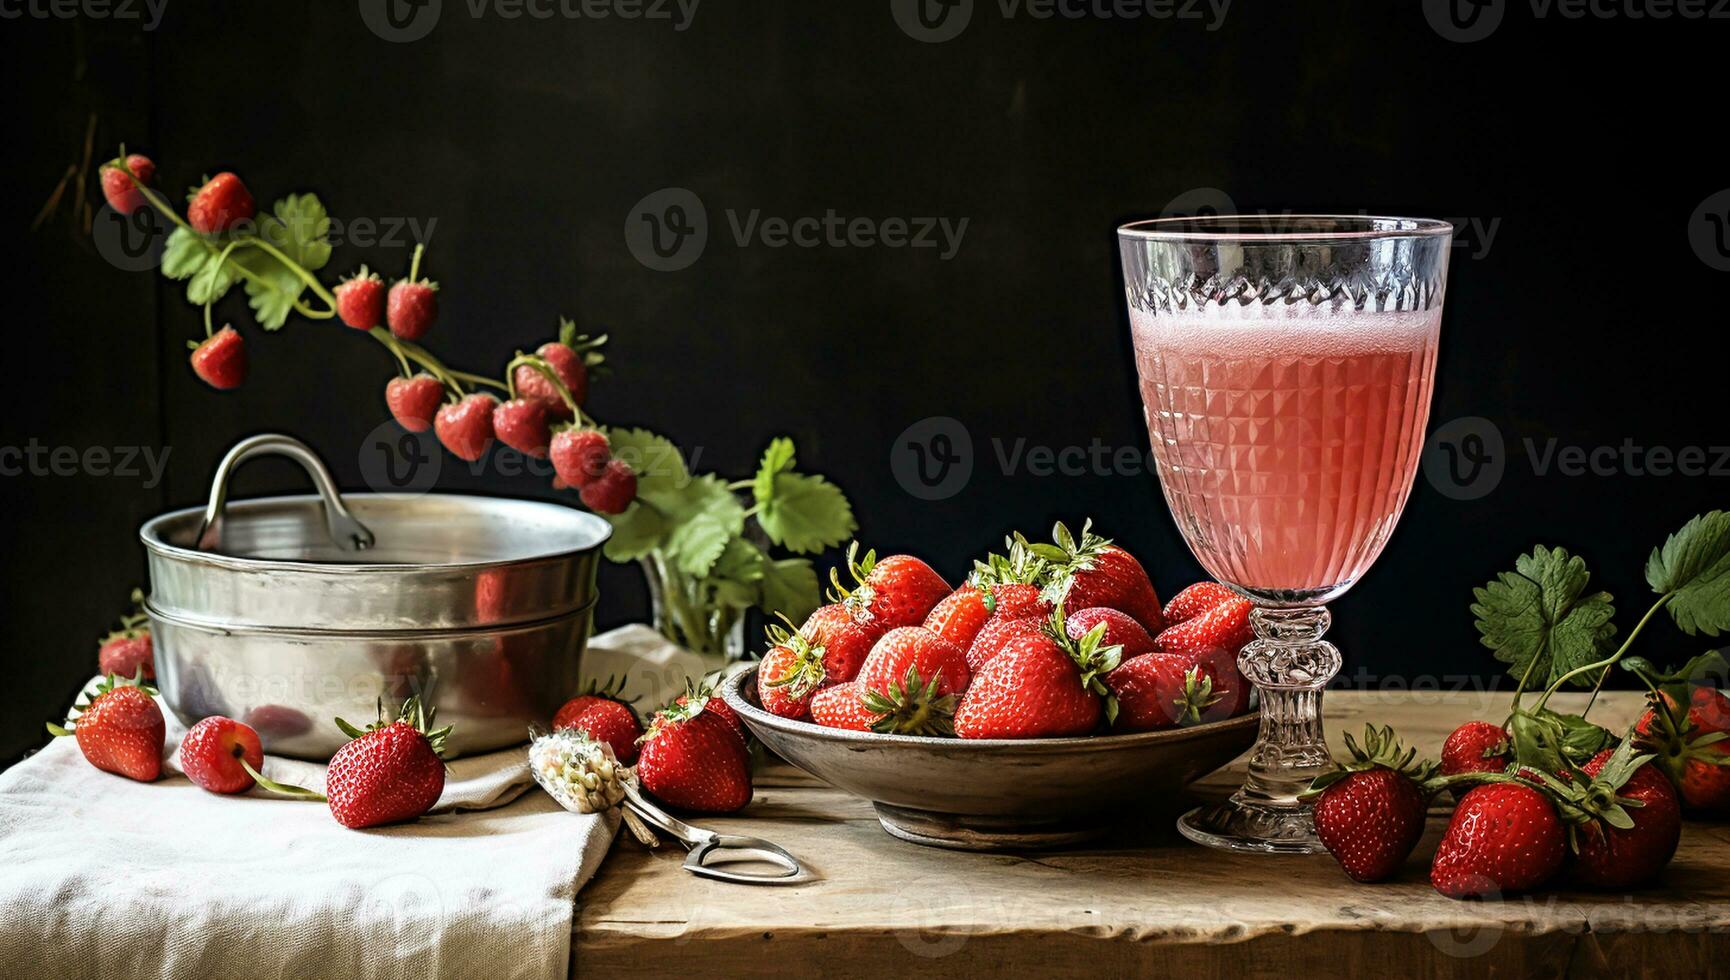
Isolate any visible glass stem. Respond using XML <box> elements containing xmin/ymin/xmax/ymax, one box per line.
<box><xmin>1235</xmin><ymin>605</ymin><xmax>1341</xmax><ymax>807</ymax></box>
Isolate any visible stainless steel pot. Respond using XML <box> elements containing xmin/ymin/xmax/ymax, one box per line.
<box><xmin>140</xmin><ymin>434</ymin><xmax>611</xmax><ymax>760</ymax></box>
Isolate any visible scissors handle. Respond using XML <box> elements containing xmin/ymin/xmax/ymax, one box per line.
<box><xmin>620</xmin><ymin>782</ymin><xmax>805</xmax><ymax>884</ymax></box>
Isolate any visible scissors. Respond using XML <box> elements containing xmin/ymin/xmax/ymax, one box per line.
<box><xmin>618</xmin><ymin>780</ymin><xmax>805</xmax><ymax>885</ymax></box>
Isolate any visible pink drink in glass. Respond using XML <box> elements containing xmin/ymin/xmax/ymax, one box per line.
<box><xmin>1131</xmin><ymin>305</ymin><xmax>1440</xmax><ymax>602</ymax></box>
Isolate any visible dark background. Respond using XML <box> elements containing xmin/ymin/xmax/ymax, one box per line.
<box><xmin>3</xmin><ymin>0</ymin><xmax>1724</xmax><ymax>764</ymax></box>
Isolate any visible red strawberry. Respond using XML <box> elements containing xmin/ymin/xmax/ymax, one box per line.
<box><xmin>923</xmin><ymin>585</ymin><xmax>992</xmax><ymax>651</ymax></box>
<box><xmin>1028</xmin><ymin>522</ymin><xmax>1163</xmax><ymax>635</ymax></box>
<box><xmin>1162</xmin><ymin>581</ymin><xmax>1240</xmax><ymax>625</ymax></box>
<box><xmin>830</xmin><ymin>544</ymin><xmax>952</xmax><ymax>631</ymax></box>
<box><xmin>856</xmin><ymin>627</ymin><xmax>971</xmax><ymax>735</ymax></box>
<box><xmin>334</xmin><ymin>268</ymin><xmax>387</xmax><ymax>330</ymax></box>
<box><xmin>673</xmin><ymin>682</ymin><xmax>747</xmax><ymax>747</ymax></box>
<box><xmin>965</xmin><ymin>614</ymin><xmax>1043</xmax><ymax>672</ymax></box>
<box><xmin>990</xmin><ymin>582</ymin><xmax>1051</xmax><ymax>621</ymax></box>
<box><xmin>636</xmin><ymin>704</ymin><xmax>753</xmax><ymax>814</ymax></box>
<box><xmin>387</xmin><ymin>278</ymin><xmax>439</xmax><ymax>341</ymax></box>
<box><xmin>1440</xmin><ymin>721</ymin><xmax>1512</xmax><ymax>779</ymax></box>
<box><xmin>99</xmin><ymin>153</ymin><xmax>155</xmax><ymax>214</ymax></box>
<box><xmin>1104</xmin><ymin>652</ymin><xmax>1240</xmax><ymax>731</ymax></box>
<box><xmin>1305</xmin><ymin>725</ymin><xmax>1434</xmax><ymax>882</ymax></box>
<box><xmin>578</xmin><ymin>459</ymin><xmax>637</xmax><ymax>514</ymax></box>
<box><xmin>553</xmin><ymin>683</ymin><xmax>643</xmax><ymax>765</ymax></box>
<box><xmin>98</xmin><ymin>629</ymin><xmax>154</xmax><ymax>682</ymax></box>
<box><xmin>1154</xmin><ymin>594</ymin><xmax>1253</xmax><ymax>663</ymax></box>
<box><xmin>550</xmin><ymin>428</ymin><xmax>611</xmax><ymax>489</ymax></box>
<box><xmin>385</xmin><ymin>374</ymin><xmax>445</xmax><ymax>433</ymax></box>
<box><xmin>434</xmin><ymin>393</ymin><xmax>497</xmax><ymax>461</ymax></box>
<box><xmin>515</xmin><ymin>342</ymin><xmax>588</xmax><ymax>420</ymax></box>
<box><xmin>1430</xmin><ymin>782</ymin><xmax>1565</xmax><ymax>898</ymax></box>
<box><xmin>810</xmin><ymin>683</ymin><xmax>882</xmax><ymax>732</ymax></box>
<box><xmin>190</xmin><ymin>325</ymin><xmax>247</xmax><ymax>390</ymax></box>
<box><xmin>954</xmin><ymin>614</ymin><xmax>1120</xmax><ymax>739</ymax></box>
<box><xmin>798</xmin><ymin>602</ymin><xmax>877</xmax><ymax>685</ymax></box>
<box><xmin>492</xmin><ymin>398</ymin><xmax>552</xmax><ymax>458</ymax></box>
<box><xmin>325</xmin><ymin>698</ymin><xmax>451</xmax><ymax>829</ymax></box>
<box><xmin>757</xmin><ymin>641</ymin><xmax>819</xmax><ymax>720</ymax></box>
<box><xmin>179</xmin><ymin>716</ymin><xmax>265</xmax><ymax>795</ymax></box>
<box><xmin>1066</xmin><ymin>607</ymin><xmax>1157</xmax><ymax>660</ymax></box>
<box><xmin>187</xmin><ymin>172</ymin><xmax>254</xmax><ymax>234</ymax></box>
<box><xmin>1569</xmin><ymin>746</ymin><xmax>1682</xmax><ymax>889</ymax></box>
<box><xmin>49</xmin><ymin>675</ymin><xmax>165</xmax><ymax>781</ymax></box>
<box><xmin>1636</xmin><ymin>687</ymin><xmax>1730</xmax><ymax>812</ymax></box>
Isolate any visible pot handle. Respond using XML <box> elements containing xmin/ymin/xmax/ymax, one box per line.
<box><xmin>194</xmin><ymin>434</ymin><xmax>376</xmax><ymax>553</ymax></box>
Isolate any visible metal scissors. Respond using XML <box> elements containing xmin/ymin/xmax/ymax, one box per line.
<box><xmin>619</xmin><ymin>781</ymin><xmax>805</xmax><ymax>885</ymax></box>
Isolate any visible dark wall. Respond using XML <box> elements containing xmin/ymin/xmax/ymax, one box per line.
<box><xmin>4</xmin><ymin>1</ymin><xmax>1725</xmax><ymax>762</ymax></box>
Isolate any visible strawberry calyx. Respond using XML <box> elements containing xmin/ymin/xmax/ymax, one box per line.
<box><xmin>1631</xmin><ymin>686</ymin><xmax>1730</xmax><ymax>783</ymax></box>
<box><xmin>340</xmin><ymin>264</ymin><xmax>385</xmax><ymax>287</ymax></box>
<box><xmin>826</xmin><ymin>541</ymin><xmax>880</xmax><ymax>618</ymax></box>
<box><xmin>1043</xmin><ymin>600</ymin><xmax>1123</xmax><ymax>721</ymax></box>
<box><xmin>47</xmin><ymin>670</ymin><xmax>157</xmax><ymax>737</ymax></box>
<box><xmin>1303</xmin><ymin>724</ymin><xmax>1436</xmax><ymax>798</ymax></box>
<box><xmin>860</xmin><ymin>665</ymin><xmax>956</xmax><ymax>737</ymax></box>
<box><xmin>969</xmin><ymin>538</ymin><xmax>1050</xmax><ymax>593</ymax></box>
<box><xmin>1526</xmin><ymin>732</ymin><xmax>1656</xmax><ymax>850</ymax></box>
<box><xmin>333</xmin><ymin>696</ymin><xmax>452</xmax><ymax>758</ymax></box>
<box><xmin>1019</xmin><ymin>519</ymin><xmax>1110</xmax><ymax>607</ymax></box>
<box><xmin>1170</xmin><ymin>666</ymin><xmax>1224</xmax><ymax>727</ymax></box>
<box><xmin>761</xmin><ymin>615</ymin><xmax>829</xmax><ymax>701</ymax></box>
<box><xmin>558</xmin><ymin>317</ymin><xmax>610</xmax><ymax>373</ymax></box>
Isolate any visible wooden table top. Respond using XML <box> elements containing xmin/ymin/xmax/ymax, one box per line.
<box><xmin>575</xmin><ymin>690</ymin><xmax>1730</xmax><ymax>978</ymax></box>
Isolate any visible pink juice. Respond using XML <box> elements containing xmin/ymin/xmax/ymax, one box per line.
<box><xmin>1131</xmin><ymin>305</ymin><xmax>1440</xmax><ymax>598</ymax></box>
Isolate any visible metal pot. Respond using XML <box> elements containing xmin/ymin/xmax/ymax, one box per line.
<box><xmin>140</xmin><ymin>434</ymin><xmax>611</xmax><ymax>760</ymax></box>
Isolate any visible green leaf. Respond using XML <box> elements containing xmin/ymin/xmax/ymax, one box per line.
<box><xmin>603</xmin><ymin>428</ymin><xmax>690</xmax><ymax>509</ymax></box>
<box><xmin>758</xmin><ymin>556</ymin><xmax>820</xmax><ymax>624</ymax></box>
<box><xmin>600</xmin><ymin>501</ymin><xmax>666</xmax><ymax>562</ymax></box>
<box><xmin>1471</xmin><ymin>545</ymin><xmax>1616</xmax><ymax>689</ymax></box>
<box><xmin>234</xmin><ymin>195</ymin><xmax>332</xmax><ymax>330</ymax></box>
<box><xmin>1543</xmin><ymin>709</ymin><xmax>1613</xmax><ymax>763</ymax></box>
<box><xmin>1646</xmin><ymin>511</ymin><xmax>1730</xmax><ymax>637</ymax></box>
<box><xmin>757</xmin><ymin>472</ymin><xmax>855</xmax><ymax>555</ymax></box>
<box><xmin>186</xmin><ymin>255</ymin><xmax>238</xmax><ymax>305</ymax></box>
<box><xmin>662</xmin><ymin>475</ymin><xmax>746</xmax><ymax>578</ymax></box>
<box><xmin>160</xmin><ymin>227</ymin><xmax>208</xmax><ymax>280</ymax></box>
<box><xmin>751</xmin><ymin>437</ymin><xmax>797</xmax><ymax>506</ymax></box>
<box><xmin>707</xmin><ymin>538</ymin><xmax>767</xmax><ymax>610</ymax></box>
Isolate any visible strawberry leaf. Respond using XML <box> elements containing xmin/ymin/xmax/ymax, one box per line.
<box><xmin>1472</xmin><ymin>545</ymin><xmax>1617</xmax><ymax>689</ymax></box>
<box><xmin>758</xmin><ymin>555</ymin><xmax>820</xmax><ymax>624</ymax></box>
<box><xmin>234</xmin><ymin>194</ymin><xmax>332</xmax><ymax>331</ymax></box>
<box><xmin>662</xmin><ymin>475</ymin><xmax>745</xmax><ymax>578</ymax></box>
<box><xmin>599</xmin><ymin>500</ymin><xmax>666</xmax><ymax>563</ymax></box>
<box><xmin>751</xmin><ymin>437</ymin><xmax>797</xmax><ymax>505</ymax></box>
<box><xmin>1646</xmin><ymin>511</ymin><xmax>1730</xmax><ymax>637</ymax></box>
<box><xmin>186</xmin><ymin>254</ymin><xmax>239</xmax><ymax>305</ymax></box>
<box><xmin>706</xmin><ymin>537</ymin><xmax>767</xmax><ymax>610</ymax></box>
<box><xmin>160</xmin><ymin>227</ymin><xmax>208</xmax><ymax>280</ymax></box>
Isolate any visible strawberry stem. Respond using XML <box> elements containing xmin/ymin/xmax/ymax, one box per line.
<box><xmin>408</xmin><ymin>242</ymin><xmax>424</xmax><ymax>283</ymax></box>
<box><xmin>1529</xmin><ymin>591</ymin><xmax>1676</xmax><ymax>716</ymax></box>
<box><xmin>239</xmin><ymin>758</ymin><xmax>326</xmax><ymax>801</ymax></box>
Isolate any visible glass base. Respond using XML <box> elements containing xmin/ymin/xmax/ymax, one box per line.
<box><xmin>1177</xmin><ymin>798</ymin><xmax>1324</xmax><ymax>854</ymax></box>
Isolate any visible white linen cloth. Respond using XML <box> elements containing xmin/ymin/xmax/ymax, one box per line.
<box><xmin>0</xmin><ymin>624</ymin><xmax>693</xmax><ymax>980</ymax></box>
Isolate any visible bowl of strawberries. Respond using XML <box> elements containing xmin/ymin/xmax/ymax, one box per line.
<box><xmin>720</xmin><ymin>521</ymin><xmax>1260</xmax><ymax>850</ymax></box>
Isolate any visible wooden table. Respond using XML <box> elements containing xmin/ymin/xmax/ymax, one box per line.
<box><xmin>576</xmin><ymin>691</ymin><xmax>1730</xmax><ymax>977</ymax></box>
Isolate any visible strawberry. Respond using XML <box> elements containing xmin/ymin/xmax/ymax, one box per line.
<box><xmin>856</xmin><ymin>627</ymin><xmax>971</xmax><ymax>735</ymax></box>
<box><xmin>953</xmin><ymin>611</ymin><xmax>1121</xmax><ymax>739</ymax></box>
<box><xmin>1104</xmin><ymin>652</ymin><xmax>1240</xmax><ymax>731</ymax></box>
<box><xmin>550</xmin><ymin>428</ymin><xmax>611</xmax><ymax>489</ymax></box>
<box><xmin>1025</xmin><ymin>521</ymin><xmax>1163</xmax><ymax>635</ymax></box>
<box><xmin>178</xmin><ymin>716</ymin><xmax>265</xmax><ymax>795</ymax></box>
<box><xmin>492</xmin><ymin>398</ymin><xmax>552</xmax><ymax>458</ymax></box>
<box><xmin>48</xmin><ymin>674</ymin><xmax>164</xmax><ymax>782</ymax></box>
<box><xmin>798</xmin><ymin>602</ymin><xmax>877</xmax><ymax>685</ymax></box>
<box><xmin>1154</xmin><ymin>594</ymin><xmax>1253</xmax><ymax>663</ymax></box>
<box><xmin>515</xmin><ymin>342</ymin><xmax>588</xmax><ymax>420</ymax></box>
<box><xmin>923</xmin><ymin>543</ymin><xmax>1051</xmax><ymax>651</ymax></box>
<box><xmin>1066</xmin><ymin>607</ymin><xmax>1157</xmax><ymax>660</ymax></box>
<box><xmin>578</xmin><ymin>458</ymin><xmax>637</xmax><ymax>514</ymax></box>
<box><xmin>385</xmin><ymin>374</ymin><xmax>445</xmax><ymax>433</ymax></box>
<box><xmin>636</xmin><ymin>702</ymin><xmax>753</xmax><ymax>814</ymax></box>
<box><xmin>99</xmin><ymin>153</ymin><xmax>155</xmax><ymax>214</ymax></box>
<box><xmin>334</xmin><ymin>267</ymin><xmax>387</xmax><ymax>331</ymax></box>
<box><xmin>187</xmin><ymin>172</ymin><xmax>255</xmax><ymax>234</ymax></box>
<box><xmin>923</xmin><ymin>585</ymin><xmax>992</xmax><ymax>651</ymax></box>
<box><xmin>673</xmin><ymin>681</ymin><xmax>747</xmax><ymax>747</ymax></box>
<box><xmin>965</xmin><ymin>613</ymin><xmax>1044</xmax><ymax>673</ymax></box>
<box><xmin>829</xmin><ymin>543</ymin><xmax>952</xmax><ymax>631</ymax></box>
<box><xmin>434</xmin><ymin>393</ymin><xmax>497</xmax><ymax>461</ymax></box>
<box><xmin>553</xmin><ymin>680</ymin><xmax>643</xmax><ymax>765</ymax></box>
<box><xmin>98</xmin><ymin>628</ymin><xmax>154</xmax><ymax>683</ymax></box>
<box><xmin>1636</xmin><ymin>687</ymin><xmax>1730</xmax><ymax>812</ymax></box>
<box><xmin>810</xmin><ymin>683</ymin><xmax>882</xmax><ymax>732</ymax></box>
<box><xmin>991</xmin><ymin>582</ymin><xmax>1051</xmax><ymax>620</ymax></box>
<box><xmin>1162</xmin><ymin>581</ymin><xmax>1240</xmax><ymax>625</ymax></box>
<box><xmin>1430</xmin><ymin>782</ymin><xmax>1566</xmax><ymax>899</ymax></box>
<box><xmin>1305</xmin><ymin>725</ymin><xmax>1435</xmax><ymax>883</ymax></box>
<box><xmin>325</xmin><ymin>697</ymin><xmax>451</xmax><ymax>829</ymax></box>
<box><xmin>758</xmin><ymin>640</ymin><xmax>819</xmax><ymax>720</ymax></box>
<box><xmin>1440</xmin><ymin>721</ymin><xmax>1512</xmax><ymax>779</ymax></box>
<box><xmin>387</xmin><ymin>278</ymin><xmax>439</xmax><ymax>341</ymax></box>
<box><xmin>1568</xmin><ymin>745</ymin><xmax>1682</xmax><ymax>889</ymax></box>
<box><xmin>190</xmin><ymin>325</ymin><xmax>247</xmax><ymax>389</ymax></box>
